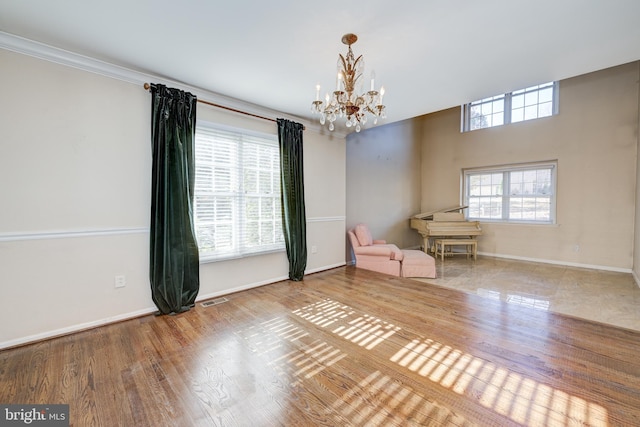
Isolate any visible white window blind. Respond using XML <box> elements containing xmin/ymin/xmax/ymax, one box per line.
<box><xmin>463</xmin><ymin>162</ymin><xmax>557</xmax><ymax>224</ymax></box>
<box><xmin>194</xmin><ymin>125</ymin><xmax>284</xmax><ymax>261</ymax></box>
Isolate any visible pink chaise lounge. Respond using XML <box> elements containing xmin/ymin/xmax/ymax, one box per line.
<box><xmin>347</xmin><ymin>224</ymin><xmax>436</xmax><ymax>278</ymax></box>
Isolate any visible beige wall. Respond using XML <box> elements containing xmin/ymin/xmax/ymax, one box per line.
<box><xmin>346</xmin><ymin>62</ymin><xmax>639</xmax><ymax>272</ymax></box>
<box><xmin>420</xmin><ymin>62</ymin><xmax>639</xmax><ymax>270</ymax></box>
<box><xmin>346</xmin><ymin>119</ymin><xmax>422</xmax><ymax>262</ymax></box>
<box><xmin>0</xmin><ymin>48</ymin><xmax>346</xmax><ymax>348</ymax></box>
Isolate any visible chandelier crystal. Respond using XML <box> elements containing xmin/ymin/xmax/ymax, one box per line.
<box><xmin>311</xmin><ymin>33</ymin><xmax>386</xmax><ymax>133</ymax></box>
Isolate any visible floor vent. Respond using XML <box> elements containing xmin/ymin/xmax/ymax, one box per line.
<box><xmin>201</xmin><ymin>297</ymin><xmax>229</xmax><ymax>308</ymax></box>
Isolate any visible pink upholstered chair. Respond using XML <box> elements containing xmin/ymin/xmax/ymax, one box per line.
<box><xmin>348</xmin><ymin>223</ymin><xmax>437</xmax><ymax>278</ymax></box>
<box><xmin>347</xmin><ymin>223</ymin><xmax>404</xmax><ymax>276</ymax></box>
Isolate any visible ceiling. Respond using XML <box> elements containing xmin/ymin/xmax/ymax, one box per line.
<box><xmin>2</xmin><ymin>1</ymin><xmax>640</xmax><ymax>133</ymax></box>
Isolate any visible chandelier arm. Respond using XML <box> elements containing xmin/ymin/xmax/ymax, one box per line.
<box><xmin>338</xmin><ymin>55</ymin><xmax>348</xmax><ymax>82</ymax></box>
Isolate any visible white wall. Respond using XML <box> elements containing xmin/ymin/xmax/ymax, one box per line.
<box><xmin>0</xmin><ymin>48</ymin><xmax>346</xmax><ymax>348</ymax></box>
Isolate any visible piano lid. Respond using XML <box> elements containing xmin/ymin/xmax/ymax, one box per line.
<box><xmin>411</xmin><ymin>205</ymin><xmax>469</xmax><ymax>220</ymax></box>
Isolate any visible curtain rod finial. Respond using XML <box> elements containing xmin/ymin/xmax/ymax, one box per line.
<box><xmin>144</xmin><ymin>83</ymin><xmax>151</xmax><ymax>90</ymax></box>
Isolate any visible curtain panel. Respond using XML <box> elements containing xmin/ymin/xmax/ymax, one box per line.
<box><xmin>149</xmin><ymin>84</ymin><xmax>200</xmax><ymax>314</ymax></box>
<box><xmin>277</xmin><ymin>119</ymin><xmax>307</xmax><ymax>281</ymax></box>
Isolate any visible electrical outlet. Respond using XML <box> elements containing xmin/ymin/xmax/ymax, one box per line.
<box><xmin>573</xmin><ymin>245</ymin><xmax>580</xmax><ymax>253</ymax></box>
<box><xmin>115</xmin><ymin>275</ymin><xmax>126</xmax><ymax>288</ymax></box>
<box><xmin>311</xmin><ymin>245</ymin><xmax>318</xmax><ymax>254</ymax></box>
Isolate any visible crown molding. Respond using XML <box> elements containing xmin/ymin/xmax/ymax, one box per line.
<box><xmin>0</xmin><ymin>31</ymin><xmax>148</xmax><ymax>86</ymax></box>
<box><xmin>0</xmin><ymin>31</ymin><xmax>339</xmax><ymax>136</ymax></box>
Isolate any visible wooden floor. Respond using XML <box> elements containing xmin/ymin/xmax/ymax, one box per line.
<box><xmin>2</xmin><ymin>266</ymin><xmax>640</xmax><ymax>426</ymax></box>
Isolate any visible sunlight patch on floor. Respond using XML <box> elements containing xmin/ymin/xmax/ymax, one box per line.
<box><xmin>332</xmin><ymin>370</ymin><xmax>470</xmax><ymax>426</ymax></box>
<box><xmin>293</xmin><ymin>298</ymin><xmax>401</xmax><ymax>350</ymax></box>
<box><xmin>390</xmin><ymin>338</ymin><xmax>608</xmax><ymax>426</ymax></box>
<box><xmin>289</xmin><ymin>296</ymin><xmax>609</xmax><ymax>425</ymax></box>
<box><xmin>235</xmin><ymin>316</ymin><xmax>347</xmax><ymax>386</ymax></box>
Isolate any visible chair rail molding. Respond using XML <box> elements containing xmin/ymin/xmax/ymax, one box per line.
<box><xmin>307</xmin><ymin>216</ymin><xmax>346</xmax><ymax>223</ymax></box>
<box><xmin>0</xmin><ymin>227</ymin><xmax>149</xmax><ymax>243</ymax></box>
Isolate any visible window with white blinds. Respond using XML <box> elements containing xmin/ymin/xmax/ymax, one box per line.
<box><xmin>463</xmin><ymin>161</ymin><xmax>557</xmax><ymax>224</ymax></box>
<box><xmin>194</xmin><ymin>124</ymin><xmax>285</xmax><ymax>261</ymax></box>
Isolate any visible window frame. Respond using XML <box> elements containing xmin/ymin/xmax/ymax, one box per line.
<box><xmin>462</xmin><ymin>161</ymin><xmax>557</xmax><ymax>224</ymax></box>
<box><xmin>193</xmin><ymin>122</ymin><xmax>285</xmax><ymax>262</ymax></box>
<box><xmin>462</xmin><ymin>81</ymin><xmax>559</xmax><ymax>132</ymax></box>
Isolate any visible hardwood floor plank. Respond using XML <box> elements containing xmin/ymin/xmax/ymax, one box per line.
<box><xmin>2</xmin><ymin>266</ymin><xmax>640</xmax><ymax>426</ymax></box>
<box><xmin>239</xmin><ymin>281</ymin><xmax>530</xmax><ymax>425</ymax></box>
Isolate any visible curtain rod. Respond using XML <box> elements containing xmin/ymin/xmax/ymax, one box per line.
<box><xmin>143</xmin><ymin>83</ymin><xmax>304</xmax><ymax>130</ymax></box>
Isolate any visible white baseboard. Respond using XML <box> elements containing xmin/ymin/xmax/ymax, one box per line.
<box><xmin>197</xmin><ymin>262</ymin><xmax>347</xmax><ymax>302</ymax></box>
<box><xmin>306</xmin><ymin>262</ymin><xmax>347</xmax><ymax>274</ymax></box>
<box><xmin>633</xmin><ymin>270</ymin><xmax>640</xmax><ymax>289</ymax></box>
<box><xmin>0</xmin><ymin>307</ymin><xmax>158</xmax><ymax>350</ymax></box>
<box><xmin>0</xmin><ymin>262</ymin><xmax>347</xmax><ymax>350</ymax></box>
<box><xmin>195</xmin><ymin>276</ymin><xmax>289</xmax><ymax>303</ymax></box>
<box><xmin>13</xmin><ymin>256</ymin><xmax>629</xmax><ymax>350</ymax></box>
<box><xmin>478</xmin><ymin>251</ymin><xmax>633</xmax><ymax>274</ymax></box>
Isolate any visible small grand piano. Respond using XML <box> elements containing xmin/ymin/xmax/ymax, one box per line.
<box><xmin>410</xmin><ymin>206</ymin><xmax>482</xmax><ymax>253</ymax></box>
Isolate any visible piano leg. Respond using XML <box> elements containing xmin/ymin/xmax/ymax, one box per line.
<box><xmin>422</xmin><ymin>237</ymin><xmax>434</xmax><ymax>254</ymax></box>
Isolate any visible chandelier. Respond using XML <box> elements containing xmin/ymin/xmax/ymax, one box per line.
<box><xmin>311</xmin><ymin>33</ymin><xmax>386</xmax><ymax>133</ymax></box>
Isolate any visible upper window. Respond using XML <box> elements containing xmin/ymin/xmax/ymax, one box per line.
<box><xmin>194</xmin><ymin>123</ymin><xmax>284</xmax><ymax>261</ymax></box>
<box><xmin>462</xmin><ymin>82</ymin><xmax>558</xmax><ymax>132</ymax></box>
<box><xmin>463</xmin><ymin>161</ymin><xmax>557</xmax><ymax>224</ymax></box>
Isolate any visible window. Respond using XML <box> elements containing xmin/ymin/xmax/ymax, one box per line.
<box><xmin>462</xmin><ymin>82</ymin><xmax>558</xmax><ymax>132</ymax></box>
<box><xmin>463</xmin><ymin>162</ymin><xmax>556</xmax><ymax>224</ymax></box>
<box><xmin>194</xmin><ymin>123</ymin><xmax>284</xmax><ymax>261</ymax></box>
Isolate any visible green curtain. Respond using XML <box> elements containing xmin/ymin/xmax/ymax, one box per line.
<box><xmin>149</xmin><ymin>83</ymin><xmax>200</xmax><ymax>314</ymax></box>
<box><xmin>277</xmin><ymin>119</ymin><xmax>307</xmax><ymax>281</ymax></box>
